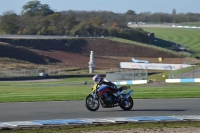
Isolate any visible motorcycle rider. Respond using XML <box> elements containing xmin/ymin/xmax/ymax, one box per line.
<box><xmin>92</xmin><ymin>74</ymin><xmax>121</xmax><ymax>97</ymax></box>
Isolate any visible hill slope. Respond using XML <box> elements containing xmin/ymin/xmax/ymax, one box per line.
<box><xmin>142</xmin><ymin>27</ymin><xmax>200</xmax><ymax>56</ymax></box>
<box><xmin>0</xmin><ymin>38</ymin><xmax>197</xmax><ymax>70</ymax></box>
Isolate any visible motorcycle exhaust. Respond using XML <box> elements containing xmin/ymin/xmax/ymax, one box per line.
<box><xmin>124</xmin><ymin>90</ymin><xmax>134</xmax><ymax>99</ymax></box>
<box><xmin>120</xmin><ymin>90</ymin><xmax>126</xmax><ymax>95</ymax></box>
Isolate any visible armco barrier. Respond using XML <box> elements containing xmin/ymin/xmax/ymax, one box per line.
<box><xmin>113</xmin><ymin>80</ymin><xmax>148</xmax><ymax>85</ymax></box>
<box><xmin>0</xmin><ymin>115</ymin><xmax>200</xmax><ymax>129</ymax></box>
<box><xmin>166</xmin><ymin>78</ymin><xmax>200</xmax><ymax>83</ymax></box>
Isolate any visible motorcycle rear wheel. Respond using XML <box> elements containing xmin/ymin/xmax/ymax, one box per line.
<box><xmin>119</xmin><ymin>96</ymin><xmax>134</xmax><ymax>110</ymax></box>
<box><xmin>85</xmin><ymin>95</ymin><xmax>100</xmax><ymax>111</ymax></box>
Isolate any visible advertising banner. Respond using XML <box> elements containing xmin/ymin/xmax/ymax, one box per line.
<box><xmin>120</xmin><ymin>62</ymin><xmax>194</xmax><ymax>70</ymax></box>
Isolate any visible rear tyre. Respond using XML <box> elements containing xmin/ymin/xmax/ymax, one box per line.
<box><xmin>119</xmin><ymin>96</ymin><xmax>134</xmax><ymax>110</ymax></box>
<box><xmin>85</xmin><ymin>95</ymin><xmax>100</xmax><ymax>111</ymax></box>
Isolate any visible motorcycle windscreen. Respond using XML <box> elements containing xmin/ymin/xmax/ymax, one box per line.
<box><xmin>97</xmin><ymin>85</ymin><xmax>113</xmax><ymax>95</ymax></box>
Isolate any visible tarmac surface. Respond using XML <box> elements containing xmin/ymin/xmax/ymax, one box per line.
<box><xmin>0</xmin><ymin>98</ymin><xmax>199</xmax><ymax>122</ymax></box>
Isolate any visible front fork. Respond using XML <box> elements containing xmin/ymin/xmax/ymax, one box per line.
<box><xmin>91</xmin><ymin>91</ymin><xmax>98</xmax><ymax>105</ymax></box>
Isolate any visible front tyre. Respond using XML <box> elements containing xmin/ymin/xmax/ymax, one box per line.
<box><xmin>119</xmin><ymin>96</ymin><xmax>134</xmax><ymax>110</ymax></box>
<box><xmin>85</xmin><ymin>95</ymin><xmax>100</xmax><ymax>111</ymax></box>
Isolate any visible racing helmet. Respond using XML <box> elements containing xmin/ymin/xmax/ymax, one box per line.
<box><xmin>92</xmin><ymin>74</ymin><xmax>103</xmax><ymax>84</ymax></box>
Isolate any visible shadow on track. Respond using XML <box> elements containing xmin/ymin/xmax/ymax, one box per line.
<box><xmin>97</xmin><ymin>109</ymin><xmax>187</xmax><ymax>112</ymax></box>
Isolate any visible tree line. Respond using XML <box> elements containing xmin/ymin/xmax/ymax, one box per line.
<box><xmin>0</xmin><ymin>0</ymin><xmax>200</xmax><ymax>44</ymax></box>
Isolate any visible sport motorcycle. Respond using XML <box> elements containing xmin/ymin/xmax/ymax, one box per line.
<box><xmin>85</xmin><ymin>83</ymin><xmax>134</xmax><ymax>111</ymax></box>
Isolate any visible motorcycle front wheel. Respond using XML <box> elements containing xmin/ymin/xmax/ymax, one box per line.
<box><xmin>119</xmin><ymin>96</ymin><xmax>134</xmax><ymax>110</ymax></box>
<box><xmin>85</xmin><ymin>95</ymin><xmax>100</xmax><ymax>111</ymax></box>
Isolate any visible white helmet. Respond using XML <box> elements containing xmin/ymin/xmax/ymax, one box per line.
<box><xmin>92</xmin><ymin>74</ymin><xmax>103</xmax><ymax>84</ymax></box>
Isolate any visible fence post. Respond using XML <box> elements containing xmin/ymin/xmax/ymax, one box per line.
<box><xmin>193</xmin><ymin>65</ymin><xmax>194</xmax><ymax>78</ymax></box>
<box><xmin>169</xmin><ymin>66</ymin><xmax>172</xmax><ymax>79</ymax></box>
<box><xmin>181</xmin><ymin>65</ymin><xmax>183</xmax><ymax>78</ymax></box>
<box><xmin>24</xmin><ymin>69</ymin><xmax>26</xmax><ymax>76</ymax></box>
<box><xmin>146</xmin><ymin>67</ymin><xmax>148</xmax><ymax>80</ymax></box>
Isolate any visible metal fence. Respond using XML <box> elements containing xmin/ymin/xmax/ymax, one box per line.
<box><xmin>1</xmin><ymin>67</ymin><xmax>199</xmax><ymax>80</ymax></box>
<box><xmin>169</xmin><ymin>66</ymin><xmax>200</xmax><ymax>79</ymax></box>
<box><xmin>0</xmin><ymin>68</ymin><xmax>66</xmax><ymax>78</ymax></box>
<box><xmin>106</xmin><ymin>69</ymin><xmax>148</xmax><ymax>82</ymax></box>
<box><xmin>148</xmin><ymin>66</ymin><xmax>200</xmax><ymax>81</ymax></box>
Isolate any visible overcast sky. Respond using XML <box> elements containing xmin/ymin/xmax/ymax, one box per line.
<box><xmin>0</xmin><ymin>0</ymin><xmax>199</xmax><ymax>15</ymax></box>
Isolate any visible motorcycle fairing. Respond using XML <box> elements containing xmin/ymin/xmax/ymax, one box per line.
<box><xmin>97</xmin><ymin>85</ymin><xmax>113</xmax><ymax>95</ymax></box>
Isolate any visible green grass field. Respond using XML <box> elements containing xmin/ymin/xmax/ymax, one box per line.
<box><xmin>0</xmin><ymin>78</ymin><xmax>200</xmax><ymax>103</ymax></box>
<box><xmin>142</xmin><ymin>27</ymin><xmax>200</xmax><ymax>56</ymax></box>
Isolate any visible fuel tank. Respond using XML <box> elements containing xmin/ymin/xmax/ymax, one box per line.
<box><xmin>97</xmin><ymin>85</ymin><xmax>113</xmax><ymax>95</ymax></box>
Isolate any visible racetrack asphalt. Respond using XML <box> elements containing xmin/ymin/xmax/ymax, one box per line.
<box><xmin>0</xmin><ymin>98</ymin><xmax>199</xmax><ymax>122</ymax></box>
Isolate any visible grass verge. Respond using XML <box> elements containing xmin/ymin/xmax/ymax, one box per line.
<box><xmin>1</xmin><ymin>121</ymin><xmax>200</xmax><ymax>133</ymax></box>
<box><xmin>0</xmin><ymin>78</ymin><xmax>200</xmax><ymax>102</ymax></box>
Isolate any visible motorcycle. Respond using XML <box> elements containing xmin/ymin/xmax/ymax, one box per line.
<box><xmin>85</xmin><ymin>83</ymin><xmax>134</xmax><ymax>111</ymax></box>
